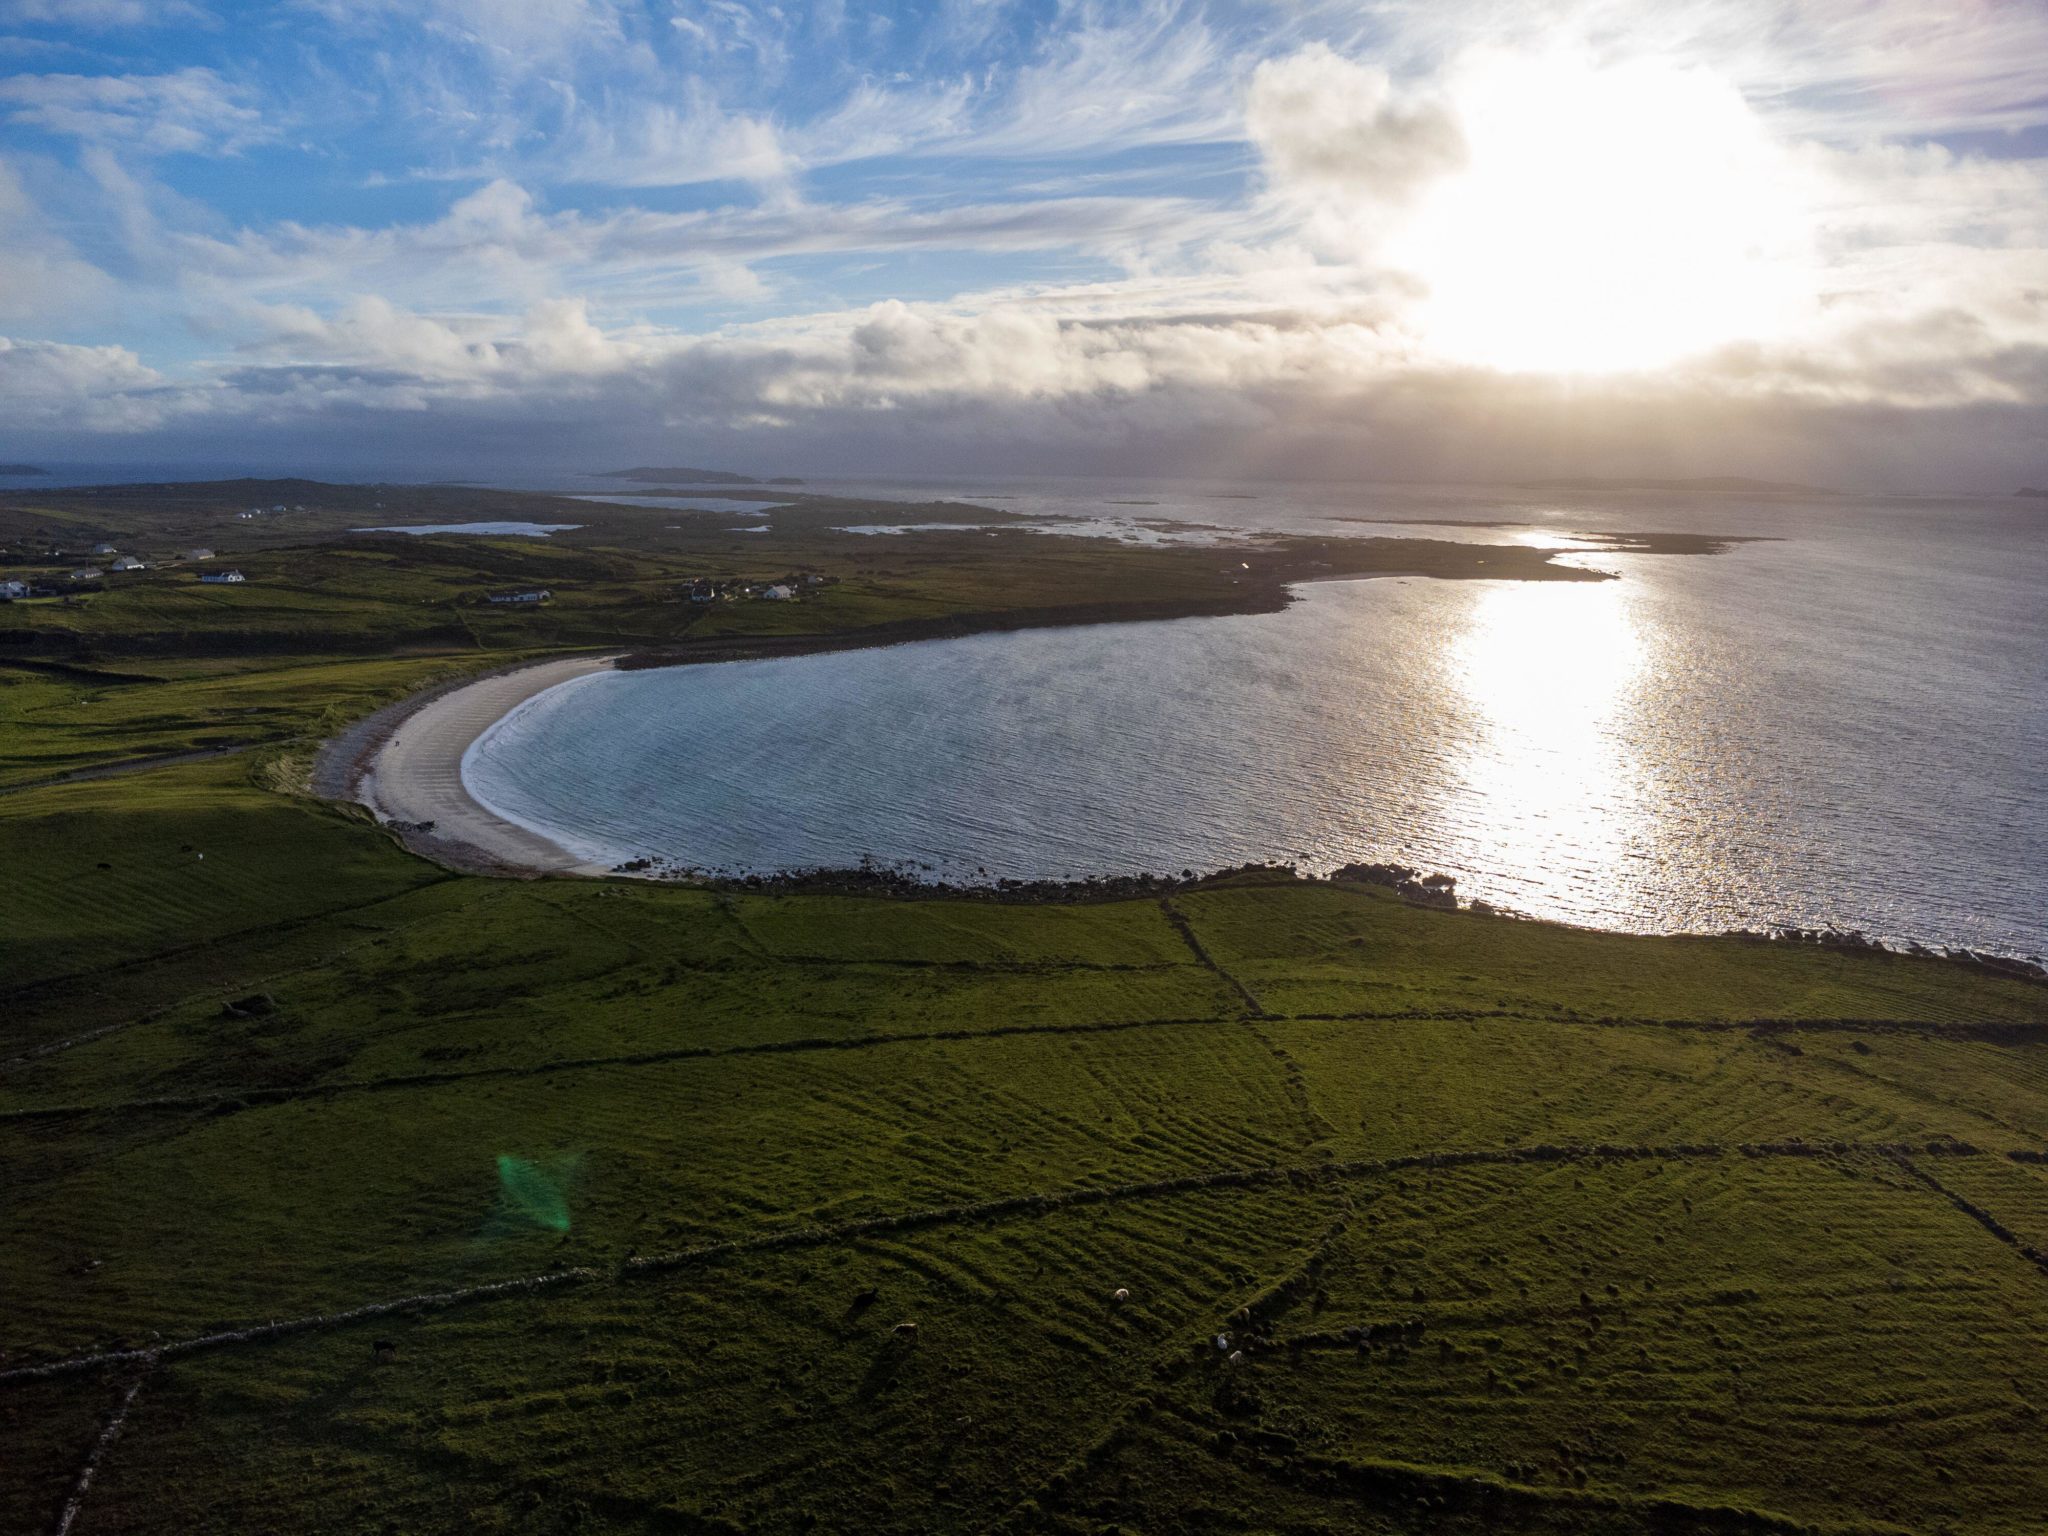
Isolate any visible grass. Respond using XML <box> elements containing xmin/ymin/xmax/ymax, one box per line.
<box><xmin>0</xmin><ymin>654</ymin><xmax>499</xmax><ymax>788</ymax></box>
<box><xmin>0</xmin><ymin>757</ymin><xmax>441</xmax><ymax>994</ymax></box>
<box><xmin>2</xmin><ymin>480</ymin><xmax>2045</xmax><ymax>1533</ymax></box>
<box><xmin>1120</xmin><ymin>1155</ymin><xmax>2048</xmax><ymax>1534</ymax></box>
<box><xmin>1174</xmin><ymin>880</ymin><xmax>2041</xmax><ymax>1022</ymax></box>
<box><xmin>1</xmin><ymin>780</ymin><xmax>2043</xmax><ymax>1533</ymax></box>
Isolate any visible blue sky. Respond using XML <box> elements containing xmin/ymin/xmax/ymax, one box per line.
<box><xmin>2</xmin><ymin>1</ymin><xmax>2046</xmax><ymax>485</ymax></box>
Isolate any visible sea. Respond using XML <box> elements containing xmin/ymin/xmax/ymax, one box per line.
<box><xmin>7</xmin><ymin>464</ymin><xmax>2039</xmax><ymax>958</ymax></box>
<box><xmin>457</xmin><ymin>477</ymin><xmax>2046</xmax><ymax>960</ymax></box>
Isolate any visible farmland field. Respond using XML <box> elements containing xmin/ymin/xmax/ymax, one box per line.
<box><xmin>5</xmin><ymin>761</ymin><xmax>2046</xmax><ymax>1533</ymax></box>
<box><xmin>3</xmin><ymin>482</ymin><xmax>2046</xmax><ymax>1533</ymax></box>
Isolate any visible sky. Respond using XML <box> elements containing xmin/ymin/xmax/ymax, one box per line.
<box><xmin>1</xmin><ymin>0</ymin><xmax>2045</xmax><ymax>489</ymax></box>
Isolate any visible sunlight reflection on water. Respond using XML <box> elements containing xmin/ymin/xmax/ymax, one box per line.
<box><xmin>465</xmin><ymin>492</ymin><xmax>2046</xmax><ymax>956</ymax></box>
<box><xmin>1449</xmin><ymin>578</ymin><xmax>1649</xmax><ymax>914</ymax></box>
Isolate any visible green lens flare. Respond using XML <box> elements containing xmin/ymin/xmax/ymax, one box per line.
<box><xmin>496</xmin><ymin>1154</ymin><xmax>572</xmax><ymax>1232</ymax></box>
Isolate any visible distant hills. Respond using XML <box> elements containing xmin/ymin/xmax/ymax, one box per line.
<box><xmin>0</xmin><ymin>463</ymin><xmax>48</xmax><ymax>476</ymax></box>
<box><xmin>1518</xmin><ymin>475</ymin><xmax>1838</xmax><ymax>496</ymax></box>
<box><xmin>2017</xmin><ymin>487</ymin><xmax>2047</xmax><ymax>499</ymax></box>
<box><xmin>599</xmin><ymin>466</ymin><xmax>804</xmax><ymax>487</ymax></box>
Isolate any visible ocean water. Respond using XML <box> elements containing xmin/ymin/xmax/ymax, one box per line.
<box><xmin>464</xmin><ymin>481</ymin><xmax>2045</xmax><ymax>956</ymax></box>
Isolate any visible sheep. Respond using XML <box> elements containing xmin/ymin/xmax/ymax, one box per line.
<box><xmin>1112</xmin><ymin>1288</ymin><xmax>1131</xmax><ymax>1305</ymax></box>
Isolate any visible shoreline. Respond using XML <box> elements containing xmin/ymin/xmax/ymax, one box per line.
<box><xmin>315</xmin><ymin>592</ymin><xmax>1321</xmax><ymax>876</ymax></box>
<box><xmin>313</xmin><ymin>580</ymin><xmax>1424</xmax><ymax>879</ymax></box>
<box><xmin>308</xmin><ymin>603</ymin><xmax>2045</xmax><ymax>976</ymax></box>
<box><xmin>314</xmin><ymin>646</ymin><xmax>2048</xmax><ymax>978</ymax></box>
<box><xmin>315</xmin><ymin>652</ymin><xmax>619</xmax><ymax>877</ymax></box>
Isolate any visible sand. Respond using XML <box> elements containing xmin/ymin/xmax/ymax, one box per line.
<box><xmin>318</xmin><ymin>654</ymin><xmax>616</xmax><ymax>876</ymax></box>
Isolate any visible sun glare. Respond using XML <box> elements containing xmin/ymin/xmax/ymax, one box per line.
<box><xmin>1400</xmin><ymin>52</ymin><xmax>1814</xmax><ymax>374</ymax></box>
<box><xmin>1448</xmin><ymin>574</ymin><xmax>1651</xmax><ymax>906</ymax></box>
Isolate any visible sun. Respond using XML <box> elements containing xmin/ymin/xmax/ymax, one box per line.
<box><xmin>1396</xmin><ymin>52</ymin><xmax>1815</xmax><ymax>375</ymax></box>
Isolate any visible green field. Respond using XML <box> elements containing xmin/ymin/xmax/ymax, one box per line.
<box><xmin>3</xmin><ymin>483</ymin><xmax>2046</xmax><ymax>1534</ymax></box>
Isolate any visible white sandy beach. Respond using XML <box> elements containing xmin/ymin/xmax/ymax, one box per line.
<box><xmin>347</xmin><ymin>655</ymin><xmax>616</xmax><ymax>875</ymax></box>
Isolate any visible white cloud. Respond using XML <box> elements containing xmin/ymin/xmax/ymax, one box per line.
<box><xmin>968</xmin><ymin>1</ymin><xmax>1241</xmax><ymax>156</ymax></box>
<box><xmin>295</xmin><ymin>0</ymin><xmax>627</xmax><ymax>64</ymax></box>
<box><xmin>0</xmin><ymin>153</ymin><xmax>113</xmax><ymax>320</ymax></box>
<box><xmin>1247</xmin><ymin>45</ymin><xmax>1463</xmax><ymax>208</ymax></box>
<box><xmin>0</xmin><ymin>0</ymin><xmax>211</xmax><ymax>26</ymax></box>
<box><xmin>166</xmin><ymin>175</ymin><xmax>1228</xmax><ymax>326</ymax></box>
<box><xmin>549</xmin><ymin>91</ymin><xmax>791</xmax><ymax>188</ymax></box>
<box><xmin>0</xmin><ymin>66</ymin><xmax>265</xmax><ymax>153</ymax></box>
<box><xmin>785</xmin><ymin>76</ymin><xmax>977</xmax><ymax>166</ymax></box>
<box><xmin>0</xmin><ymin>333</ymin><xmax>171</xmax><ymax>428</ymax></box>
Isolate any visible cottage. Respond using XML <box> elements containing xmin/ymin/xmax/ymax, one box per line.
<box><xmin>184</xmin><ymin>547</ymin><xmax>215</xmax><ymax>562</ymax></box>
<box><xmin>487</xmin><ymin>588</ymin><xmax>551</xmax><ymax>605</ymax></box>
<box><xmin>687</xmin><ymin>580</ymin><xmax>718</xmax><ymax>603</ymax></box>
<box><xmin>92</xmin><ymin>541</ymin><xmax>119</xmax><ymax>555</ymax></box>
<box><xmin>0</xmin><ymin>579</ymin><xmax>27</xmax><ymax>601</ymax></box>
<box><xmin>762</xmin><ymin>584</ymin><xmax>794</xmax><ymax>601</ymax></box>
<box><xmin>68</xmin><ymin>568</ymin><xmax>102</xmax><ymax>582</ymax></box>
<box><xmin>108</xmin><ymin>555</ymin><xmax>145</xmax><ymax>572</ymax></box>
<box><xmin>199</xmin><ymin>568</ymin><xmax>246</xmax><ymax>584</ymax></box>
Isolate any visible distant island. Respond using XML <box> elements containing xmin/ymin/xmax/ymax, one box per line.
<box><xmin>599</xmin><ymin>466</ymin><xmax>804</xmax><ymax>487</ymax></box>
<box><xmin>2018</xmin><ymin>487</ymin><xmax>2047</xmax><ymax>499</ymax></box>
<box><xmin>0</xmin><ymin>463</ymin><xmax>48</xmax><ymax>476</ymax></box>
<box><xmin>1518</xmin><ymin>475</ymin><xmax>1838</xmax><ymax>496</ymax></box>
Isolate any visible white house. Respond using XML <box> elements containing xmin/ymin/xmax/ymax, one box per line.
<box><xmin>0</xmin><ymin>579</ymin><xmax>27</xmax><ymax>600</ymax></box>
<box><xmin>92</xmin><ymin>541</ymin><xmax>119</xmax><ymax>555</ymax></box>
<box><xmin>69</xmin><ymin>567</ymin><xmax>102</xmax><ymax>582</ymax></box>
<box><xmin>762</xmin><ymin>584</ymin><xmax>794</xmax><ymax>600</ymax></box>
<box><xmin>184</xmin><ymin>547</ymin><xmax>215</xmax><ymax>562</ymax></box>
<box><xmin>487</xmin><ymin>588</ymin><xmax>551</xmax><ymax>605</ymax></box>
<box><xmin>109</xmin><ymin>555</ymin><xmax>145</xmax><ymax>572</ymax></box>
<box><xmin>199</xmin><ymin>568</ymin><xmax>246</xmax><ymax>584</ymax></box>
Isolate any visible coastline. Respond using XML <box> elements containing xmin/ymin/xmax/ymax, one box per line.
<box><xmin>315</xmin><ymin>653</ymin><xmax>618</xmax><ymax>877</ymax></box>
<box><xmin>310</xmin><ymin>637</ymin><xmax>2048</xmax><ymax>977</ymax></box>
<box><xmin>313</xmin><ymin>580</ymin><xmax>1425</xmax><ymax>878</ymax></box>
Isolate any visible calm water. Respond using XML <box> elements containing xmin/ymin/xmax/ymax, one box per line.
<box><xmin>465</xmin><ymin>482</ymin><xmax>2046</xmax><ymax>958</ymax></box>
